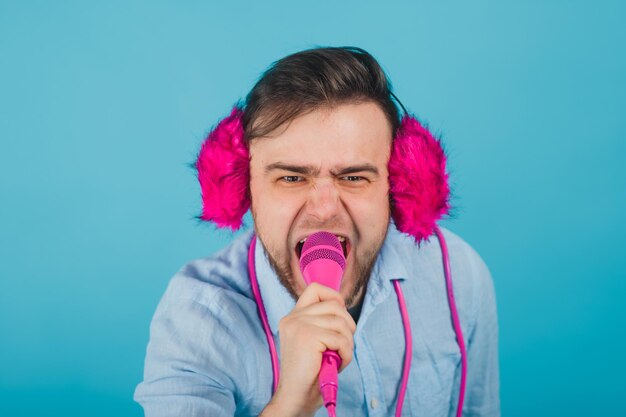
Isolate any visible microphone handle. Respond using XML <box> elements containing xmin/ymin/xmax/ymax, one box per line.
<box><xmin>319</xmin><ymin>350</ymin><xmax>341</xmax><ymax>409</ymax></box>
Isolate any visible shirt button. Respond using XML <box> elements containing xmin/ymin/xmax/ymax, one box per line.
<box><xmin>370</xmin><ymin>398</ymin><xmax>379</xmax><ymax>409</ymax></box>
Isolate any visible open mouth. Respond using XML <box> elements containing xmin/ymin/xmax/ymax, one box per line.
<box><xmin>296</xmin><ymin>234</ymin><xmax>349</xmax><ymax>259</ymax></box>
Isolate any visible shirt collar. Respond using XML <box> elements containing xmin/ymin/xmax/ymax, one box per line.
<box><xmin>354</xmin><ymin>221</ymin><xmax>413</xmax><ymax>327</ymax></box>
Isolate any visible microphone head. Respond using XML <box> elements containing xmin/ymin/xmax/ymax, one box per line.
<box><xmin>299</xmin><ymin>231</ymin><xmax>346</xmax><ymax>291</ymax></box>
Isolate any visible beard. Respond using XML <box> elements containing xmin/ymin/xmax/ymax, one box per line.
<box><xmin>258</xmin><ymin>226</ymin><xmax>388</xmax><ymax>308</ymax></box>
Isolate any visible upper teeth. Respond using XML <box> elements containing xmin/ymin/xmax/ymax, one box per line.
<box><xmin>299</xmin><ymin>235</ymin><xmax>345</xmax><ymax>243</ymax></box>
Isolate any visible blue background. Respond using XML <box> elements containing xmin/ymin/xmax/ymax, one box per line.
<box><xmin>1</xmin><ymin>1</ymin><xmax>624</xmax><ymax>416</ymax></box>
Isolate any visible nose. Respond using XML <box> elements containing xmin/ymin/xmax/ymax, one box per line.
<box><xmin>305</xmin><ymin>178</ymin><xmax>342</xmax><ymax>223</ymax></box>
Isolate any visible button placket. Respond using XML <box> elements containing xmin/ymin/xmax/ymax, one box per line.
<box><xmin>356</xmin><ymin>331</ymin><xmax>388</xmax><ymax>416</ymax></box>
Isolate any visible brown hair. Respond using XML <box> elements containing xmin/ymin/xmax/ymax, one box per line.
<box><xmin>242</xmin><ymin>46</ymin><xmax>401</xmax><ymax>142</ymax></box>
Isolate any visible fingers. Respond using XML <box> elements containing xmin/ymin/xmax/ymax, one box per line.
<box><xmin>294</xmin><ymin>301</ymin><xmax>357</xmax><ymax>332</ymax></box>
<box><xmin>279</xmin><ymin>313</ymin><xmax>355</xmax><ymax>372</ymax></box>
<box><xmin>314</xmin><ymin>313</ymin><xmax>356</xmax><ymax>336</ymax></box>
<box><xmin>279</xmin><ymin>308</ymin><xmax>356</xmax><ymax>373</ymax></box>
<box><xmin>279</xmin><ymin>311</ymin><xmax>355</xmax><ymax>347</ymax></box>
<box><xmin>294</xmin><ymin>283</ymin><xmax>356</xmax><ymax>332</ymax></box>
<box><xmin>287</xmin><ymin>313</ymin><xmax>356</xmax><ymax>341</ymax></box>
<box><xmin>296</xmin><ymin>282</ymin><xmax>346</xmax><ymax>309</ymax></box>
<box><xmin>315</xmin><ymin>328</ymin><xmax>354</xmax><ymax>372</ymax></box>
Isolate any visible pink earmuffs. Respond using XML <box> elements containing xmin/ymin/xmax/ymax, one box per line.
<box><xmin>195</xmin><ymin>105</ymin><xmax>450</xmax><ymax>244</ymax></box>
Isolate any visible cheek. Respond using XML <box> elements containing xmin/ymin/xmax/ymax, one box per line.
<box><xmin>250</xmin><ymin>179</ymin><xmax>302</xmax><ymax>242</ymax></box>
<box><xmin>350</xmin><ymin>184</ymin><xmax>390</xmax><ymax>225</ymax></box>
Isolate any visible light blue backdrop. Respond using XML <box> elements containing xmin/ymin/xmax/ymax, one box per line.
<box><xmin>1</xmin><ymin>1</ymin><xmax>624</xmax><ymax>416</ymax></box>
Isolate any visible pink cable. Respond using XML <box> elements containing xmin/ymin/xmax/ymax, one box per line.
<box><xmin>247</xmin><ymin>235</ymin><xmax>281</xmax><ymax>393</ymax></box>
<box><xmin>392</xmin><ymin>280</ymin><xmax>412</xmax><ymax>417</ymax></box>
<box><xmin>434</xmin><ymin>226</ymin><xmax>467</xmax><ymax>417</ymax></box>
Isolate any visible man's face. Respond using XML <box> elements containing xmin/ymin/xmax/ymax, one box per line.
<box><xmin>249</xmin><ymin>101</ymin><xmax>392</xmax><ymax>307</ymax></box>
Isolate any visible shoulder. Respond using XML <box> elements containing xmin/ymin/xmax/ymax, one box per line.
<box><xmin>384</xmin><ymin>224</ymin><xmax>496</xmax><ymax>329</ymax></box>
<box><xmin>434</xmin><ymin>227</ymin><xmax>496</xmax><ymax>308</ymax></box>
<box><xmin>142</xmin><ymin>230</ymin><xmax>263</xmax><ymax>401</ymax></box>
<box><xmin>161</xmin><ymin>230</ymin><xmax>255</xmax><ymax>310</ymax></box>
<box><xmin>386</xmin><ymin>224</ymin><xmax>492</xmax><ymax>283</ymax></box>
<box><xmin>150</xmin><ymin>229</ymin><xmax>264</xmax><ymax>353</ymax></box>
<box><xmin>437</xmin><ymin>226</ymin><xmax>492</xmax><ymax>284</ymax></box>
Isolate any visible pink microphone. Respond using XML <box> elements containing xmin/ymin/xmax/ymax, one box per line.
<box><xmin>299</xmin><ymin>231</ymin><xmax>346</xmax><ymax>417</ymax></box>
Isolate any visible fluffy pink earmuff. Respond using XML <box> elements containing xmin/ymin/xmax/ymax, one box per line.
<box><xmin>196</xmin><ymin>106</ymin><xmax>249</xmax><ymax>231</ymax></box>
<box><xmin>196</xmin><ymin>105</ymin><xmax>450</xmax><ymax>243</ymax></box>
<box><xmin>388</xmin><ymin>114</ymin><xmax>450</xmax><ymax>243</ymax></box>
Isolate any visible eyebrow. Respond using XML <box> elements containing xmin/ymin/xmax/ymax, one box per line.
<box><xmin>265</xmin><ymin>163</ymin><xmax>318</xmax><ymax>175</ymax></box>
<box><xmin>334</xmin><ymin>164</ymin><xmax>380</xmax><ymax>177</ymax></box>
<box><xmin>264</xmin><ymin>162</ymin><xmax>380</xmax><ymax>177</ymax></box>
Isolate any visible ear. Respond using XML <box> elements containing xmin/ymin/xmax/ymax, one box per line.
<box><xmin>196</xmin><ymin>106</ymin><xmax>250</xmax><ymax>230</ymax></box>
<box><xmin>389</xmin><ymin>114</ymin><xmax>450</xmax><ymax>243</ymax></box>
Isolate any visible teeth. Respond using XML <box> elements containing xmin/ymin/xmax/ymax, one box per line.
<box><xmin>299</xmin><ymin>236</ymin><xmax>345</xmax><ymax>244</ymax></box>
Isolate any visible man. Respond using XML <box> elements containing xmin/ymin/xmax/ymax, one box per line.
<box><xmin>134</xmin><ymin>46</ymin><xmax>500</xmax><ymax>416</ymax></box>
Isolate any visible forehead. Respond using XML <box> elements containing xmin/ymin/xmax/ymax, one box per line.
<box><xmin>249</xmin><ymin>102</ymin><xmax>393</xmax><ymax>168</ymax></box>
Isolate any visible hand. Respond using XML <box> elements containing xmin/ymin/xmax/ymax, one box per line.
<box><xmin>260</xmin><ymin>283</ymin><xmax>357</xmax><ymax>417</ymax></box>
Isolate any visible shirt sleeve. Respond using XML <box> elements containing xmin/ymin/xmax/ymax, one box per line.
<box><xmin>449</xmin><ymin>252</ymin><xmax>501</xmax><ymax>417</ymax></box>
<box><xmin>134</xmin><ymin>284</ymin><xmax>247</xmax><ymax>417</ymax></box>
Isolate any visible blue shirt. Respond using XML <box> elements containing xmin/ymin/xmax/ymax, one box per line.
<box><xmin>134</xmin><ymin>224</ymin><xmax>500</xmax><ymax>416</ymax></box>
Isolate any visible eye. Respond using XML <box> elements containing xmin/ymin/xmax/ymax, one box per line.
<box><xmin>341</xmin><ymin>176</ymin><xmax>365</xmax><ymax>182</ymax></box>
<box><xmin>281</xmin><ymin>175</ymin><xmax>303</xmax><ymax>183</ymax></box>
